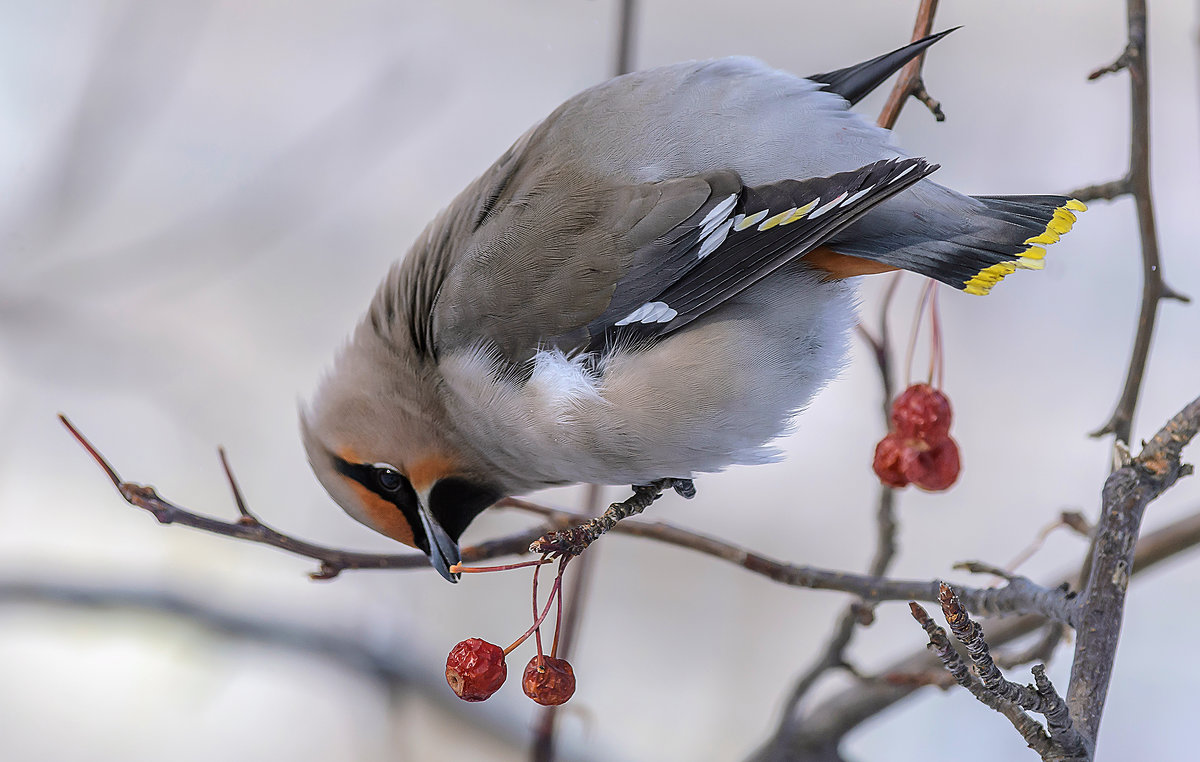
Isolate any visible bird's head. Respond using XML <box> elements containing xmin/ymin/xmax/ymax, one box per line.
<box><xmin>300</xmin><ymin>320</ymin><xmax>503</xmax><ymax>583</ymax></box>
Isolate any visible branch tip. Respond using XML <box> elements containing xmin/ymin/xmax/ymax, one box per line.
<box><xmin>58</xmin><ymin>414</ymin><xmax>124</xmax><ymax>488</ymax></box>
<box><xmin>217</xmin><ymin>446</ymin><xmax>255</xmax><ymax>521</ymax></box>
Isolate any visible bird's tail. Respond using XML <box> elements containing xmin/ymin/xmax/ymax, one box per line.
<box><xmin>957</xmin><ymin>195</ymin><xmax>1087</xmax><ymax>294</ymax></box>
<box><xmin>823</xmin><ymin>183</ymin><xmax>1086</xmax><ymax>295</ymax></box>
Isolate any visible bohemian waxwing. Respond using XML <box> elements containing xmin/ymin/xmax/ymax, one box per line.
<box><xmin>301</xmin><ymin>30</ymin><xmax>1085</xmax><ymax>581</ymax></box>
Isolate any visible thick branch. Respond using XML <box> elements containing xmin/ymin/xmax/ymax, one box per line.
<box><xmin>1066</xmin><ymin>394</ymin><xmax>1200</xmax><ymax>751</ymax></box>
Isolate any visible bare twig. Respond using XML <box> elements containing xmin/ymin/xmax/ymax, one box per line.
<box><xmin>508</xmin><ymin>498</ymin><xmax>1075</xmax><ymax>621</ymax></box>
<box><xmin>612</xmin><ymin>0</ymin><xmax>636</xmax><ymax>78</ymax></box>
<box><xmin>1090</xmin><ymin>0</ymin><xmax>1192</xmax><ymax>442</ymax></box>
<box><xmin>1005</xmin><ymin>511</ymin><xmax>1092</xmax><ymax>574</ymax></box>
<box><xmin>876</xmin><ymin>0</ymin><xmax>943</xmax><ymax>130</ymax></box>
<box><xmin>930</xmin><ymin>584</ymin><xmax>1086</xmax><ymax>758</ymax></box>
<box><xmin>1067</xmin><ymin>177</ymin><xmax>1132</xmax><ymax>203</ymax></box>
<box><xmin>62</xmin><ymin>412</ymin><xmax>1079</xmax><ymax>620</ymax></box>
<box><xmin>909</xmin><ymin>600</ymin><xmax>1057</xmax><ymax>756</ymax></box>
<box><xmin>58</xmin><ymin>414</ymin><xmax>554</xmax><ymax>579</ymax></box>
<box><xmin>995</xmin><ymin>621</ymin><xmax>1068</xmax><ymax>672</ymax></box>
<box><xmin>1087</xmin><ymin>46</ymin><xmax>1134</xmax><ymax>80</ymax></box>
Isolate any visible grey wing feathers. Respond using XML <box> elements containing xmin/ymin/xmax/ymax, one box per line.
<box><xmin>587</xmin><ymin>157</ymin><xmax>938</xmax><ymax>348</ymax></box>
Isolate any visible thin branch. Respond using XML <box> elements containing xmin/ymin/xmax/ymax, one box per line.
<box><xmin>876</xmin><ymin>0</ymin><xmax>943</xmax><ymax>130</ymax></box>
<box><xmin>909</xmin><ymin>600</ymin><xmax>1057</xmax><ymax>756</ymax></box>
<box><xmin>932</xmin><ymin>584</ymin><xmax>1086</xmax><ymax>757</ymax></box>
<box><xmin>1087</xmin><ymin>46</ymin><xmax>1134</xmax><ymax>80</ymax></box>
<box><xmin>62</xmin><ymin>412</ymin><xmax>1076</xmax><ymax>620</ymax></box>
<box><xmin>995</xmin><ymin>621</ymin><xmax>1068</xmax><ymax>671</ymax></box>
<box><xmin>59</xmin><ymin>414</ymin><xmax>555</xmax><ymax>579</ymax></box>
<box><xmin>507</xmin><ymin>498</ymin><xmax>1074</xmax><ymax>621</ymax></box>
<box><xmin>1067</xmin><ymin>177</ymin><xmax>1132</xmax><ymax>203</ymax></box>
<box><xmin>1091</xmin><ymin>0</ymin><xmax>1192</xmax><ymax>442</ymax></box>
<box><xmin>612</xmin><ymin>0</ymin><xmax>636</xmax><ymax>79</ymax></box>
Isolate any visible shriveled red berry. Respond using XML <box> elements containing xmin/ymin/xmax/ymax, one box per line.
<box><xmin>891</xmin><ymin>384</ymin><xmax>953</xmax><ymax>440</ymax></box>
<box><xmin>903</xmin><ymin>435</ymin><xmax>961</xmax><ymax>492</ymax></box>
<box><xmin>872</xmin><ymin>432</ymin><xmax>911</xmax><ymax>488</ymax></box>
<box><xmin>522</xmin><ymin>656</ymin><xmax>576</xmax><ymax>706</ymax></box>
<box><xmin>446</xmin><ymin>638</ymin><xmax>507</xmax><ymax>702</ymax></box>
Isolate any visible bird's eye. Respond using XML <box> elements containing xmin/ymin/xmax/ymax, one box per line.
<box><xmin>375</xmin><ymin>467</ymin><xmax>403</xmax><ymax>493</ymax></box>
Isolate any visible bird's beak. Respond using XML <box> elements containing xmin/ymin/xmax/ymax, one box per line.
<box><xmin>417</xmin><ymin>501</ymin><xmax>461</xmax><ymax>583</ymax></box>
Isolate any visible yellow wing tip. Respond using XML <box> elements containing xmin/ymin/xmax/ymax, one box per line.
<box><xmin>962</xmin><ymin>199</ymin><xmax>1084</xmax><ymax>295</ymax></box>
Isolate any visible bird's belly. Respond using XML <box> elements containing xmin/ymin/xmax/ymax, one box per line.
<box><xmin>440</xmin><ymin>266</ymin><xmax>857</xmax><ymax>493</ymax></box>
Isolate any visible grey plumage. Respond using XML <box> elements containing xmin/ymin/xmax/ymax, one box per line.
<box><xmin>301</xmin><ymin>37</ymin><xmax>1084</xmax><ymax>580</ymax></box>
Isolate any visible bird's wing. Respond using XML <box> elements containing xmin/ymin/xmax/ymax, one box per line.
<box><xmin>431</xmin><ymin>157</ymin><xmax>936</xmax><ymax>363</ymax></box>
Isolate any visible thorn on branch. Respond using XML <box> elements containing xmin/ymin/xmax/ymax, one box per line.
<box><xmin>910</xmin><ymin>79</ymin><xmax>945</xmax><ymax>121</ymax></box>
<box><xmin>218</xmin><ymin>447</ymin><xmax>259</xmax><ymax>525</ymax></box>
<box><xmin>310</xmin><ymin>562</ymin><xmax>343</xmax><ymax>581</ymax></box>
<box><xmin>1161</xmin><ymin>283</ymin><xmax>1191</xmax><ymax>303</ymax></box>
<box><xmin>954</xmin><ymin>560</ymin><xmax>1016</xmax><ymax>580</ymax></box>
<box><xmin>1087</xmin><ymin>46</ymin><xmax>1134</xmax><ymax>80</ymax></box>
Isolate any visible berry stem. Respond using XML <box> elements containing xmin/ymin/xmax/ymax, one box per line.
<box><xmin>904</xmin><ymin>280</ymin><xmax>934</xmax><ymax>388</ymax></box>
<box><xmin>532</xmin><ymin>553</ymin><xmax>545</xmax><ymax>659</ymax></box>
<box><xmin>504</xmin><ymin>569</ymin><xmax>563</xmax><ymax>656</ymax></box>
<box><xmin>449</xmin><ymin>557</ymin><xmax>553</xmax><ymax>574</ymax></box>
<box><xmin>930</xmin><ymin>286</ymin><xmax>945</xmax><ymax>388</ymax></box>
<box><xmin>550</xmin><ymin>556</ymin><xmax>568</xmax><ymax>658</ymax></box>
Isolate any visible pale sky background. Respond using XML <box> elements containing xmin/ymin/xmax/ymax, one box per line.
<box><xmin>1</xmin><ymin>1</ymin><xmax>1198</xmax><ymax>761</ymax></box>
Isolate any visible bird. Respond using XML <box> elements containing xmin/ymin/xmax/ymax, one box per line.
<box><xmin>300</xmin><ymin>30</ymin><xmax>1085</xmax><ymax>582</ymax></box>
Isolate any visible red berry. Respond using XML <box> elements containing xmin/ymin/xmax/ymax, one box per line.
<box><xmin>446</xmin><ymin>638</ymin><xmax>507</xmax><ymax>702</ymax></box>
<box><xmin>522</xmin><ymin>656</ymin><xmax>576</xmax><ymax>706</ymax></box>
<box><xmin>872</xmin><ymin>432</ymin><xmax>911</xmax><ymax>488</ymax></box>
<box><xmin>891</xmin><ymin>384</ymin><xmax>953</xmax><ymax>440</ymax></box>
<box><xmin>903</xmin><ymin>435</ymin><xmax>961</xmax><ymax>492</ymax></box>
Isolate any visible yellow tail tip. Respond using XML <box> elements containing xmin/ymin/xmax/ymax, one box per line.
<box><xmin>962</xmin><ymin>199</ymin><xmax>1085</xmax><ymax>295</ymax></box>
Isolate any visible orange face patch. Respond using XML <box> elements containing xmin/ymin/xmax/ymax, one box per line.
<box><xmin>406</xmin><ymin>453</ymin><xmax>459</xmax><ymax>493</ymax></box>
<box><xmin>345</xmin><ymin>479</ymin><xmax>417</xmax><ymax>548</ymax></box>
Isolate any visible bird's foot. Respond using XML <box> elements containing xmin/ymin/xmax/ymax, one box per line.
<box><xmin>530</xmin><ymin>478</ymin><xmax>695</xmax><ymax>557</ymax></box>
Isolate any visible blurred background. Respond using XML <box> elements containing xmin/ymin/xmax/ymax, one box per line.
<box><xmin>1</xmin><ymin>1</ymin><xmax>1198</xmax><ymax>760</ymax></box>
